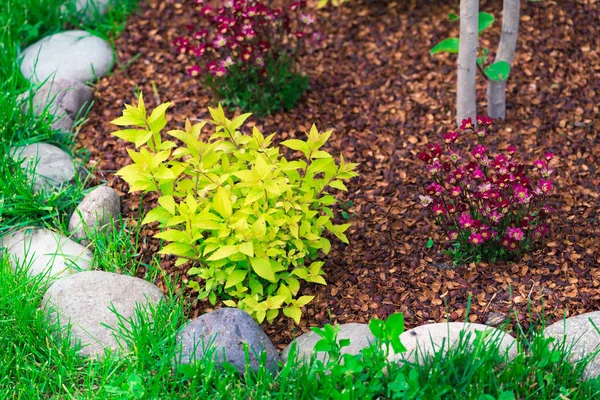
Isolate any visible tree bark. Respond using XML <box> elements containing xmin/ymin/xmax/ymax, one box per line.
<box><xmin>487</xmin><ymin>0</ymin><xmax>520</xmax><ymax>119</ymax></box>
<box><xmin>457</xmin><ymin>0</ymin><xmax>479</xmax><ymax>127</ymax></box>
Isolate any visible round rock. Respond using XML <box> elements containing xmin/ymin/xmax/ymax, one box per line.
<box><xmin>175</xmin><ymin>308</ymin><xmax>279</xmax><ymax>374</ymax></box>
<box><xmin>281</xmin><ymin>323</ymin><xmax>375</xmax><ymax>364</ymax></box>
<box><xmin>20</xmin><ymin>30</ymin><xmax>113</xmax><ymax>84</ymax></box>
<box><xmin>11</xmin><ymin>143</ymin><xmax>86</xmax><ymax>193</ymax></box>
<box><xmin>388</xmin><ymin>322</ymin><xmax>517</xmax><ymax>364</ymax></box>
<box><xmin>544</xmin><ymin>312</ymin><xmax>600</xmax><ymax>380</ymax></box>
<box><xmin>69</xmin><ymin>185</ymin><xmax>121</xmax><ymax>243</ymax></box>
<box><xmin>0</xmin><ymin>227</ymin><xmax>93</xmax><ymax>279</ymax></box>
<box><xmin>41</xmin><ymin>271</ymin><xmax>164</xmax><ymax>358</ymax></box>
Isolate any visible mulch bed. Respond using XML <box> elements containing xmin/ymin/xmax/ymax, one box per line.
<box><xmin>78</xmin><ymin>0</ymin><xmax>600</xmax><ymax>348</ymax></box>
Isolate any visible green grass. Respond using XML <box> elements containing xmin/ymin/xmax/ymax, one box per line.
<box><xmin>0</xmin><ymin>0</ymin><xmax>140</xmax><ymax>237</ymax></box>
<box><xmin>2</xmin><ymin>247</ymin><xmax>600</xmax><ymax>399</ymax></box>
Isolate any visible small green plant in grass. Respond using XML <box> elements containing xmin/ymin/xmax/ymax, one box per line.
<box><xmin>111</xmin><ymin>94</ymin><xmax>358</xmax><ymax>324</ymax></box>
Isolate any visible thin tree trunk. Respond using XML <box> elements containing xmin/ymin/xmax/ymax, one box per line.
<box><xmin>457</xmin><ymin>0</ymin><xmax>479</xmax><ymax>127</ymax></box>
<box><xmin>487</xmin><ymin>0</ymin><xmax>520</xmax><ymax>119</ymax></box>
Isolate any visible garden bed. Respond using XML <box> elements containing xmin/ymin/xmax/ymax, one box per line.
<box><xmin>78</xmin><ymin>0</ymin><xmax>600</xmax><ymax>348</ymax></box>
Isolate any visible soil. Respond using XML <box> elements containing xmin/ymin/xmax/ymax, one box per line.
<box><xmin>78</xmin><ymin>0</ymin><xmax>600</xmax><ymax>349</ymax></box>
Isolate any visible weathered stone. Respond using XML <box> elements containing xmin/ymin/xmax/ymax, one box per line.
<box><xmin>175</xmin><ymin>308</ymin><xmax>279</xmax><ymax>374</ymax></box>
<box><xmin>11</xmin><ymin>143</ymin><xmax>86</xmax><ymax>193</ymax></box>
<box><xmin>544</xmin><ymin>312</ymin><xmax>600</xmax><ymax>380</ymax></box>
<box><xmin>41</xmin><ymin>271</ymin><xmax>164</xmax><ymax>358</ymax></box>
<box><xmin>388</xmin><ymin>322</ymin><xmax>517</xmax><ymax>364</ymax></box>
<box><xmin>20</xmin><ymin>30</ymin><xmax>113</xmax><ymax>84</ymax></box>
<box><xmin>0</xmin><ymin>227</ymin><xmax>93</xmax><ymax>279</ymax></box>
<box><xmin>69</xmin><ymin>185</ymin><xmax>121</xmax><ymax>243</ymax></box>
<box><xmin>281</xmin><ymin>323</ymin><xmax>375</xmax><ymax>364</ymax></box>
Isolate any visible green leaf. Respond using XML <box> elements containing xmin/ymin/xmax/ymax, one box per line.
<box><xmin>239</xmin><ymin>241</ymin><xmax>254</xmax><ymax>257</ymax></box>
<box><xmin>329</xmin><ymin>180</ymin><xmax>348</xmax><ymax>191</ymax></box>
<box><xmin>478</xmin><ymin>12</ymin><xmax>494</xmax><ymax>33</ymax></box>
<box><xmin>498</xmin><ymin>392</ymin><xmax>515</xmax><ymax>400</ymax></box>
<box><xmin>250</xmin><ymin>257</ymin><xmax>276</xmax><ymax>282</ymax></box>
<box><xmin>485</xmin><ymin>61</ymin><xmax>511</xmax><ymax>81</ymax></box>
<box><xmin>281</xmin><ymin>139</ymin><xmax>308</xmax><ymax>157</ymax></box>
<box><xmin>430</xmin><ymin>38</ymin><xmax>459</xmax><ymax>55</ymax></box>
<box><xmin>426</xmin><ymin>238</ymin><xmax>434</xmax><ymax>249</ymax></box>
<box><xmin>448</xmin><ymin>12</ymin><xmax>459</xmax><ymax>21</ymax></box>
<box><xmin>112</xmin><ymin>129</ymin><xmax>149</xmax><ymax>144</ymax></box>
<box><xmin>225</xmin><ymin>270</ymin><xmax>247</xmax><ymax>288</ymax></box>
<box><xmin>158</xmin><ymin>242</ymin><xmax>194</xmax><ymax>257</ymax></box>
<box><xmin>213</xmin><ymin>186</ymin><xmax>232</xmax><ymax>218</ymax></box>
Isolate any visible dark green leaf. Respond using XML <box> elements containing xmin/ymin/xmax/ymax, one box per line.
<box><xmin>426</xmin><ymin>238</ymin><xmax>434</xmax><ymax>248</ymax></box>
<box><xmin>448</xmin><ymin>12</ymin><xmax>459</xmax><ymax>22</ymax></box>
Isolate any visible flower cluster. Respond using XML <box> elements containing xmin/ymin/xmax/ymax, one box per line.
<box><xmin>419</xmin><ymin>116</ymin><xmax>556</xmax><ymax>264</ymax></box>
<box><xmin>173</xmin><ymin>0</ymin><xmax>317</xmax><ymax>115</ymax></box>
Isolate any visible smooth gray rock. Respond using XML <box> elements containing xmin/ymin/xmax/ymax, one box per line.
<box><xmin>69</xmin><ymin>185</ymin><xmax>121</xmax><ymax>243</ymax></box>
<box><xmin>175</xmin><ymin>308</ymin><xmax>279</xmax><ymax>374</ymax></box>
<box><xmin>11</xmin><ymin>143</ymin><xmax>86</xmax><ymax>193</ymax></box>
<box><xmin>0</xmin><ymin>227</ymin><xmax>93</xmax><ymax>279</ymax></box>
<box><xmin>388</xmin><ymin>322</ymin><xmax>517</xmax><ymax>364</ymax></box>
<box><xmin>281</xmin><ymin>323</ymin><xmax>375</xmax><ymax>364</ymax></box>
<box><xmin>41</xmin><ymin>271</ymin><xmax>164</xmax><ymax>358</ymax></box>
<box><xmin>22</xmin><ymin>79</ymin><xmax>92</xmax><ymax>132</ymax></box>
<box><xmin>544</xmin><ymin>312</ymin><xmax>600</xmax><ymax>380</ymax></box>
<box><xmin>20</xmin><ymin>30</ymin><xmax>113</xmax><ymax>84</ymax></box>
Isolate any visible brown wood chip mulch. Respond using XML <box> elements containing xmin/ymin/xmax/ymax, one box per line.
<box><xmin>78</xmin><ymin>0</ymin><xmax>600</xmax><ymax>348</ymax></box>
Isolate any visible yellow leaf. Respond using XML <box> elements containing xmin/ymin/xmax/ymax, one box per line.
<box><xmin>239</xmin><ymin>241</ymin><xmax>254</xmax><ymax>257</ymax></box>
<box><xmin>296</xmin><ymin>295</ymin><xmax>314</xmax><ymax>307</ymax></box>
<box><xmin>266</xmin><ymin>308</ymin><xmax>279</xmax><ymax>323</ymax></box>
<box><xmin>147</xmin><ymin>102</ymin><xmax>172</xmax><ymax>132</ymax></box>
<box><xmin>225</xmin><ymin>270</ymin><xmax>247</xmax><ymax>288</ymax></box>
<box><xmin>223</xmin><ymin>300</ymin><xmax>237</xmax><ymax>307</ymax></box>
<box><xmin>250</xmin><ymin>257</ymin><xmax>275</xmax><ymax>282</ymax></box>
<box><xmin>213</xmin><ymin>186</ymin><xmax>232</xmax><ymax>218</ymax></box>
<box><xmin>283</xmin><ymin>307</ymin><xmax>302</xmax><ymax>324</ymax></box>
<box><xmin>158</xmin><ymin>195</ymin><xmax>176</xmax><ymax>215</ymax></box>
<box><xmin>112</xmin><ymin>129</ymin><xmax>149</xmax><ymax>143</ymax></box>
<box><xmin>206</xmin><ymin>245</ymin><xmax>239</xmax><ymax>261</ymax></box>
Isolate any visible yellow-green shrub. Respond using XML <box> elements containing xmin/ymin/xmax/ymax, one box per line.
<box><xmin>111</xmin><ymin>93</ymin><xmax>358</xmax><ymax>324</ymax></box>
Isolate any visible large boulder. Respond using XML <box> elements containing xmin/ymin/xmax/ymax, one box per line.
<box><xmin>20</xmin><ymin>30</ymin><xmax>113</xmax><ymax>84</ymax></box>
<box><xmin>69</xmin><ymin>185</ymin><xmax>121</xmax><ymax>244</ymax></box>
<box><xmin>11</xmin><ymin>143</ymin><xmax>86</xmax><ymax>193</ymax></box>
<box><xmin>41</xmin><ymin>271</ymin><xmax>164</xmax><ymax>358</ymax></box>
<box><xmin>544</xmin><ymin>312</ymin><xmax>600</xmax><ymax>380</ymax></box>
<box><xmin>281</xmin><ymin>323</ymin><xmax>375</xmax><ymax>364</ymax></box>
<box><xmin>175</xmin><ymin>308</ymin><xmax>280</xmax><ymax>374</ymax></box>
<box><xmin>388</xmin><ymin>322</ymin><xmax>518</xmax><ymax>364</ymax></box>
<box><xmin>0</xmin><ymin>227</ymin><xmax>93</xmax><ymax>279</ymax></box>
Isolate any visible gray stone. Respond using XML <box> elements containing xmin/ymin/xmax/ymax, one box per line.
<box><xmin>0</xmin><ymin>227</ymin><xmax>93</xmax><ymax>279</ymax></box>
<box><xmin>11</xmin><ymin>143</ymin><xmax>86</xmax><ymax>193</ymax></box>
<box><xmin>41</xmin><ymin>271</ymin><xmax>164</xmax><ymax>358</ymax></box>
<box><xmin>175</xmin><ymin>308</ymin><xmax>279</xmax><ymax>374</ymax></box>
<box><xmin>281</xmin><ymin>323</ymin><xmax>375</xmax><ymax>364</ymax></box>
<box><xmin>388</xmin><ymin>322</ymin><xmax>517</xmax><ymax>364</ymax></box>
<box><xmin>69</xmin><ymin>185</ymin><xmax>121</xmax><ymax>244</ymax></box>
<box><xmin>544</xmin><ymin>312</ymin><xmax>600</xmax><ymax>380</ymax></box>
<box><xmin>20</xmin><ymin>30</ymin><xmax>113</xmax><ymax>84</ymax></box>
<box><xmin>22</xmin><ymin>79</ymin><xmax>92</xmax><ymax>132</ymax></box>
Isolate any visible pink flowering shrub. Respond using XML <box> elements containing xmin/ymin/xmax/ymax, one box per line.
<box><xmin>418</xmin><ymin>116</ymin><xmax>556</xmax><ymax>265</ymax></box>
<box><xmin>174</xmin><ymin>0</ymin><xmax>317</xmax><ymax>116</ymax></box>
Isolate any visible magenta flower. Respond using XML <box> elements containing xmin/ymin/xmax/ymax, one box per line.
<box><xmin>476</xmin><ymin>115</ymin><xmax>493</xmax><ymax>126</ymax></box>
<box><xmin>458</xmin><ymin>212</ymin><xmax>474</xmax><ymax>229</ymax></box>
<box><xmin>533</xmin><ymin>159</ymin><xmax>547</xmax><ymax>170</ymax></box>
<box><xmin>460</xmin><ymin>117</ymin><xmax>474</xmax><ymax>131</ymax></box>
<box><xmin>450</xmin><ymin>186</ymin><xmax>461</xmax><ymax>197</ymax></box>
<box><xmin>418</xmin><ymin>151</ymin><xmax>432</xmax><ymax>164</ymax></box>
<box><xmin>448</xmin><ymin>231</ymin><xmax>459</xmax><ymax>240</ymax></box>
<box><xmin>187</xmin><ymin>65</ymin><xmax>201</xmax><ymax>77</ymax></box>
<box><xmin>213</xmin><ymin>35</ymin><xmax>227</xmax><ymax>48</ymax></box>
<box><xmin>448</xmin><ymin>150</ymin><xmax>461</xmax><ymax>164</ymax></box>
<box><xmin>471</xmin><ymin>145</ymin><xmax>487</xmax><ymax>159</ymax></box>
<box><xmin>469</xmin><ymin>233</ymin><xmax>483</xmax><ymax>245</ymax></box>
<box><xmin>506</xmin><ymin>227</ymin><xmax>524</xmax><ymax>241</ymax></box>
<box><xmin>426</xmin><ymin>160</ymin><xmax>442</xmax><ymax>175</ymax></box>
<box><xmin>432</xmin><ymin>203</ymin><xmax>446</xmax><ymax>216</ymax></box>
<box><xmin>513</xmin><ymin>185</ymin><xmax>529</xmax><ymax>203</ymax></box>
<box><xmin>426</xmin><ymin>183</ymin><xmax>444</xmax><ymax>196</ymax></box>
<box><xmin>544</xmin><ymin>152</ymin><xmax>554</xmax><ymax>161</ymax></box>
<box><xmin>300</xmin><ymin>13</ymin><xmax>315</xmax><ymax>24</ymax></box>
<box><xmin>471</xmin><ymin>169</ymin><xmax>484</xmax><ymax>180</ymax></box>
<box><xmin>539</xmin><ymin>179</ymin><xmax>552</xmax><ymax>193</ymax></box>
<box><xmin>476</xmin><ymin>128</ymin><xmax>487</xmax><ymax>139</ymax></box>
<box><xmin>443</xmin><ymin>131</ymin><xmax>459</xmax><ymax>144</ymax></box>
